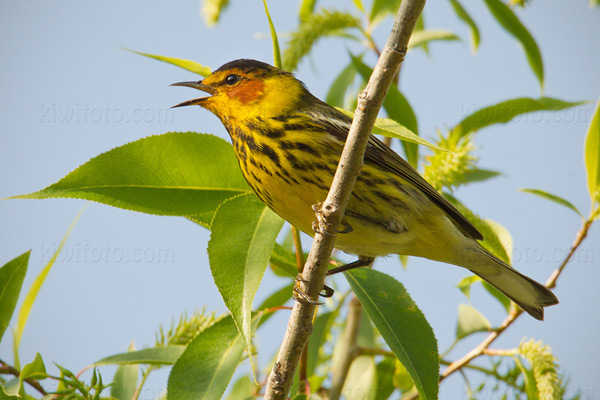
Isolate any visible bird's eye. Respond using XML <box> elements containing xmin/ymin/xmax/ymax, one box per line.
<box><xmin>225</xmin><ymin>74</ymin><xmax>240</xmax><ymax>86</ymax></box>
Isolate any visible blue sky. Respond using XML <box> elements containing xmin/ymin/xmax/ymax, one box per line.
<box><xmin>1</xmin><ymin>1</ymin><xmax>599</xmax><ymax>399</ymax></box>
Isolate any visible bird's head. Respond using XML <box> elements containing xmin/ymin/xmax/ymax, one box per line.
<box><xmin>172</xmin><ymin>59</ymin><xmax>305</xmax><ymax>121</ymax></box>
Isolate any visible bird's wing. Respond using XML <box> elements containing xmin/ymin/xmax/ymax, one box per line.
<box><xmin>364</xmin><ymin>135</ymin><xmax>483</xmax><ymax>240</ymax></box>
<box><xmin>307</xmin><ymin>100</ymin><xmax>483</xmax><ymax>241</ymax></box>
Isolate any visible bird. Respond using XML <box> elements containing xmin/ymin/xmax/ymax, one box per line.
<box><xmin>172</xmin><ymin>58</ymin><xmax>558</xmax><ymax>320</ymax></box>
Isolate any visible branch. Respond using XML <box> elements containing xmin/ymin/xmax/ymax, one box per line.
<box><xmin>403</xmin><ymin>218</ymin><xmax>594</xmax><ymax>400</ymax></box>
<box><xmin>262</xmin><ymin>1</ymin><xmax>426</xmax><ymax>398</ymax></box>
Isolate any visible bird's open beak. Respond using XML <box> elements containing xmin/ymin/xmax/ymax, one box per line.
<box><xmin>170</xmin><ymin>80</ymin><xmax>217</xmax><ymax>108</ymax></box>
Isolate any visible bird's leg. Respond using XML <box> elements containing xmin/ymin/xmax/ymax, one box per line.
<box><xmin>326</xmin><ymin>256</ymin><xmax>375</xmax><ymax>276</ymax></box>
<box><xmin>293</xmin><ymin>275</ymin><xmax>335</xmax><ymax>305</ymax></box>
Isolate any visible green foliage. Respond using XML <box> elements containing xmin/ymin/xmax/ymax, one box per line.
<box><xmin>585</xmin><ymin>98</ymin><xmax>600</xmax><ymax>206</ymax></box>
<box><xmin>283</xmin><ymin>10</ymin><xmax>361</xmax><ymax>71</ymax></box>
<box><xmin>407</xmin><ymin>29</ymin><xmax>460</xmax><ymax>50</ymax></box>
<box><xmin>345</xmin><ymin>269</ymin><xmax>439</xmax><ymax>400</ymax></box>
<box><xmin>167</xmin><ymin>315</ymin><xmax>260</xmax><ymax>400</ymax></box>
<box><xmin>520</xmin><ymin>189</ymin><xmax>584</xmax><ymax>219</ymax></box>
<box><xmin>455</xmin><ymin>304</ymin><xmax>491</xmax><ymax>340</ymax></box>
<box><xmin>262</xmin><ymin>0</ymin><xmax>282</xmax><ymax>69</ymax></box>
<box><xmin>53</xmin><ymin>365</ymin><xmax>110</xmax><ymax>399</ymax></box>
<box><xmin>448</xmin><ymin>0</ymin><xmax>480</xmax><ymax>53</ymax></box>
<box><xmin>110</xmin><ymin>344</ymin><xmax>138</xmax><ymax>400</ymax></box>
<box><xmin>208</xmin><ymin>193</ymin><xmax>284</xmax><ymax>376</ymax></box>
<box><xmin>483</xmin><ymin>0</ymin><xmax>544</xmax><ymax>90</ymax></box>
<box><xmin>126</xmin><ymin>49</ymin><xmax>212</xmax><ymax>77</ymax></box>
<box><xmin>0</xmin><ymin>252</ymin><xmax>29</xmax><ymax>344</ymax></box>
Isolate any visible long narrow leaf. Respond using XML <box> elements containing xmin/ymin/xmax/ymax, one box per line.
<box><xmin>95</xmin><ymin>346</ymin><xmax>186</xmax><ymax>366</ymax></box>
<box><xmin>408</xmin><ymin>30</ymin><xmax>460</xmax><ymax>50</ymax></box>
<box><xmin>345</xmin><ymin>269</ymin><xmax>439</xmax><ymax>400</ymax></box>
<box><xmin>123</xmin><ymin>49</ymin><xmax>211</xmax><ymax>77</ymax></box>
<box><xmin>110</xmin><ymin>343</ymin><xmax>139</xmax><ymax>400</ymax></box>
<box><xmin>208</xmin><ymin>193</ymin><xmax>284</xmax><ymax>377</ymax></box>
<box><xmin>450</xmin><ymin>97</ymin><xmax>586</xmax><ymax>141</ymax></box>
<box><xmin>585</xmin><ymin>98</ymin><xmax>600</xmax><ymax>204</ymax></box>
<box><xmin>13</xmin><ymin>209</ymin><xmax>84</xmax><ymax>360</ymax></box>
<box><xmin>483</xmin><ymin>0</ymin><xmax>544</xmax><ymax>90</ymax></box>
<box><xmin>326</xmin><ymin>62</ymin><xmax>357</xmax><ymax>108</ymax></box>
<box><xmin>0</xmin><ymin>252</ymin><xmax>30</xmax><ymax>344</ymax></box>
<box><xmin>262</xmin><ymin>0</ymin><xmax>282</xmax><ymax>69</ymax></box>
<box><xmin>520</xmin><ymin>188</ymin><xmax>583</xmax><ymax>219</ymax></box>
<box><xmin>448</xmin><ymin>0</ymin><xmax>480</xmax><ymax>53</ymax></box>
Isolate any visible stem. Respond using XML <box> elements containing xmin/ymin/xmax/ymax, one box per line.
<box><xmin>0</xmin><ymin>359</ymin><xmax>48</xmax><ymax>395</ymax></box>
<box><xmin>132</xmin><ymin>365</ymin><xmax>154</xmax><ymax>400</ymax></box>
<box><xmin>403</xmin><ymin>218</ymin><xmax>594</xmax><ymax>400</ymax></box>
<box><xmin>263</xmin><ymin>1</ymin><xmax>425</xmax><ymax>398</ymax></box>
<box><xmin>329</xmin><ymin>297</ymin><xmax>363</xmax><ymax>400</ymax></box>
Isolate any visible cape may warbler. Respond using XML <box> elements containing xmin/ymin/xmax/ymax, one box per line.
<box><xmin>173</xmin><ymin>59</ymin><xmax>558</xmax><ymax>320</ymax></box>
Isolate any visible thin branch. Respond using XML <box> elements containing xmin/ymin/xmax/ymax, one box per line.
<box><xmin>0</xmin><ymin>359</ymin><xmax>48</xmax><ymax>396</ymax></box>
<box><xmin>403</xmin><ymin>218</ymin><xmax>594</xmax><ymax>400</ymax></box>
<box><xmin>263</xmin><ymin>1</ymin><xmax>426</xmax><ymax>398</ymax></box>
<box><xmin>329</xmin><ymin>297</ymin><xmax>363</xmax><ymax>400</ymax></box>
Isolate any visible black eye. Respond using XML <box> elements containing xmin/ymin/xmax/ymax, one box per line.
<box><xmin>225</xmin><ymin>74</ymin><xmax>240</xmax><ymax>86</ymax></box>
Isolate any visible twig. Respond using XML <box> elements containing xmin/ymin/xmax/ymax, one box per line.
<box><xmin>329</xmin><ymin>297</ymin><xmax>363</xmax><ymax>400</ymax></box>
<box><xmin>0</xmin><ymin>359</ymin><xmax>48</xmax><ymax>395</ymax></box>
<box><xmin>403</xmin><ymin>218</ymin><xmax>594</xmax><ymax>400</ymax></box>
<box><xmin>263</xmin><ymin>1</ymin><xmax>425</xmax><ymax>398</ymax></box>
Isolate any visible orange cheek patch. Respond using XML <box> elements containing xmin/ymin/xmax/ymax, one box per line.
<box><xmin>227</xmin><ymin>79</ymin><xmax>265</xmax><ymax>104</ymax></box>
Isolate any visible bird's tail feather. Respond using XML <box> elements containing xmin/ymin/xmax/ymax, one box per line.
<box><xmin>466</xmin><ymin>248</ymin><xmax>558</xmax><ymax>321</ymax></box>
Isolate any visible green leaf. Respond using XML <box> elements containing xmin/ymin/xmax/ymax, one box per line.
<box><xmin>20</xmin><ymin>353</ymin><xmax>47</xmax><ymax>381</ymax></box>
<box><xmin>13</xmin><ymin>209</ymin><xmax>83</xmax><ymax>365</ymax></box>
<box><xmin>483</xmin><ymin>0</ymin><xmax>544</xmax><ymax>90</ymax></box>
<box><xmin>307</xmin><ymin>311</ymin><xmax>337</xmax><ymax>376</ymax></box>
<box><xmin>167</xmin><ymin>315</ymin><xmax>258</xmax><ymax>400</ymax></box>
<box><xmin>393</xmin><ymin>359</ymin><xmax>414</xmax><ymax>393</ymax></box>
<box><xmin>283</xmin><ymin>10</ymin><xmax>361</xmax><ymax>71</ymax></box>
<box><xmin>374</xmin><ymin>358</ymin><xmax>397</xmax><ymax>400</ymax></box>
<box><xmin>450</xmin><ymin>97</ymin><xmax>586</xmax><ymax>141</ymax></box>
<box><xmin>256</xmin><ymin>282</ymin><xmax>294</xmax><ymax>327</ymax></box>
<box><xmin>110</xmin><ymin>343</ymin><xmax>139</xmax><ymax>400</ymax></box>
<box><xmin>124</xmin><ymin>49</ymin><xmax>212</xmax><ymax>77</ymax></box>
<box><xmin>407</xmin><ymin>29</ymin><xmax>460</xmax><ymax>50</ymax></box>
<box><xmin>460</xmin><ymin>168</ymin><xmax>501</xmax><ymax>185</ymax></box>
<box><xmin>298</xmin><ymin>0</ymin><xmax>317</xmax><ymax>22</ymax></box>
<box><xmin>0</xmin><ymin>378</ymin><xmax>20</xmax><ymax>397</ymax></box>
<box><xmin>95</xmin><ymin>346</ymin><xmax>186</xmax><ymax>366</ymax></box>
<box><xmin>585</xmin><ymin>98</ymin><xmax>600</xmax><ymax>204</ymax></box>
<box><xmin>269</xmin><ymin>243</ymin><xmax>299</xmax><ymax>277</ymax></box>
<box><xmin>326</xmin><ymin>62</ymin><xmax>357</xmax><ymax>108</ymax></box>
<box><xmin>345</xmin><ymin>269</ymin><xmax>438</xmax><ymax>400</ymax></box>
<box><xmin>448</xmin><ymin>0</ymin><xmax>480</xmax><ymax>53</ymax></box>
<box><xmin>512</xmin><ymin>356</ymin><xmax>538</xmax><ymax>399</ymax></box>
<box><xmin>15</xmin><ymin>133</ymin><xmax>251</xmax><ymax>217</ymax></box>
<box><xmin>262</xmin><ymin>0</ymin><xmax>282</xmax><ymax>69</ymax></box>
<box><xmin>369</xmin><ymin>0</ymin><xmax>401</xmax><ymax>28</ymax></box>
<box><xmin>208</xmin><ymin>193</ymin><xmax>284</xmax><ymax>376</ymax></box>
<box><xmin>225</xmin><ymin>375</ymin><xmax>253</xmax><ymax>400</ymax></box>
<box><xmin>372</xmin><ymin>117</ymin><xmax>439</xmax><ymax>151</ymax></box>
<box><xmin>456</xmin><ymin>304</ymin><xmax>491</xmax><ymax>340</ymax></box>
<box><xmin>0</xmin><ymin>252</ymin><xmax>29</xmax><ymax>344</ymax></box>
<box><xmin>456</xmin><ymin>275</ymin><xmax>479</xmax><ymax>301</ymax></box>
<box><xmin>520</xmin><ymin>188</ymin><xmax>583</xmax><ymax>219</ymax></box>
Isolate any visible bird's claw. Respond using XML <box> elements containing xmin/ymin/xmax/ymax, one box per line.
<box><xmin>292</xmin><ymin>274</ymin><xmax>335</xmax><ymax>305</ymax></box>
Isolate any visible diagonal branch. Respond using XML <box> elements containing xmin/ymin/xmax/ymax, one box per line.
<box><xmin>263</xmin><ymin>1</ymin><xmax>426</xmax><ymax>398</ymax></box>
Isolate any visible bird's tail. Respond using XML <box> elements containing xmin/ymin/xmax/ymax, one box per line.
<box><xmin>465</xmin><ymin>247</ymin><xmax>558</xmax><ymax>320</ymax></box>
